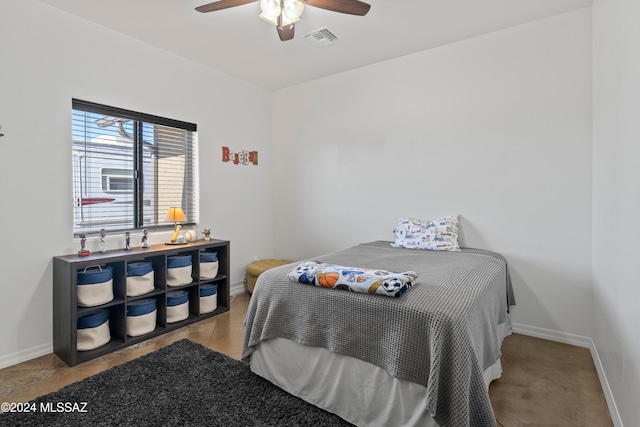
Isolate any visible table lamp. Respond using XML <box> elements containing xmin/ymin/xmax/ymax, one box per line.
<box><xmin>165</xmin><ymin>207</ymin><xmax>187</xmax><ymax>245</ymax></box>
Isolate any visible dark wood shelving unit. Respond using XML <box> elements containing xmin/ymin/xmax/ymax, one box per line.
<box><xmin>53</xmin><ymin>239</ymin><xmax>230</xmax><ymax>366</ymax></box>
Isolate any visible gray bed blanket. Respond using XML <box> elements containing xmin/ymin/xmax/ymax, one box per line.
<box><xmin>242</xmin><ymin>241</ymin><xmax>515</xmax><ymax>427</ymax></box>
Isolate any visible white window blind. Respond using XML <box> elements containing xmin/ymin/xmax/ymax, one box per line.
<box><xmin>72</xmin><ymin>99</ymin><xmax>198</xmax><ymax>236</ymax></box>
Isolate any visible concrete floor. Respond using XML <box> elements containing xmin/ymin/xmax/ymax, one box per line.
<box><xmin>0</xmin><ymin>292</ymin><xmax>613</xmax><ymax>426</ymax></box>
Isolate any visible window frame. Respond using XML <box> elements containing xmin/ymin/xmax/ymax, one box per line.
<box><xmin>72</xmin><ymin>99</ymin><xmax>198</xmax><ymax>237</ymax></box>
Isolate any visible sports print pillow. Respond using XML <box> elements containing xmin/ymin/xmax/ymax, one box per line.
<box><xmin>392</xmin><ymin>215</ymin><xmax>461</xmax><ymax>251</ymax></box>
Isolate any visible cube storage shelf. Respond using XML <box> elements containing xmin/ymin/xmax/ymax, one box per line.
<box><xmin>53</xmin><ymin>239</ymin><xmax>230</xmax><ymax>366</ymax></box>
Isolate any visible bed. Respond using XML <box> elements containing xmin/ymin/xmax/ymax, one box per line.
<box><xmin>241</xmin><ymin>241</ymin><xmax>515</xmax><ymax>427</ymax></box>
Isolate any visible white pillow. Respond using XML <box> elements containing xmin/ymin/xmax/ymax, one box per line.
<box><xmin>392</xmin><ymin>215</ymin><xmax>461</xmax><ymax>251</ymax></box>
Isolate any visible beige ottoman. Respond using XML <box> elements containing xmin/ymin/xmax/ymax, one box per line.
<box><xmin>246</xmin><ymin>259</ymin><xmax>292</xmax><ymax>294</ymax></box>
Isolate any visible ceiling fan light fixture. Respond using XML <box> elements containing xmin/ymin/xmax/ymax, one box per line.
<box><xmin>279</xmin><ymin>13</ymin><xmax>301</xmax><ymax>26</ymax></box>
<box><xmin>196</xmin><ymin>0</ymin><xmax>370</xmax><ymax>41</ymax></box>
<box><xmin>259</xmin><ymin>12</ymin><xmax>279</xmax><ymax>26</ymax></box>
<box><xmin>259</xmin><ymin>0</ymin><xmax>303</xmax><ymax>27</ymax></box>
<box><xmin>283</xmin><ymin>0</ymin><xmax>304</xmax><ymax>21</ymax></box>
<box><xmin>259</xmin><ymin>0</ymin><xmax>281</xmax><ymax>23</ymax></box>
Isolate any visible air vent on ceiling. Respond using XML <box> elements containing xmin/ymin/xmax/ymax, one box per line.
<box><xmin>305</xmin><ymin>27</ymin><xmax>338</xmax><ymax>48</ymax></box>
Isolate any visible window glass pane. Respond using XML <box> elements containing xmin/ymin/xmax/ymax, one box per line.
<box><xmin>72</xmin><ymin>101</ymin><xmax>198</xmax><ymax>236</ymax></box>
<box><xmin>72</xmin><ymin>111</ymin><xmax>135</xmax><ymax>233</ymax></box>
<box><xmin>101</xmin><ymin>169</ymin><xmax>134</xmax><ymax>192</ymax></box>
<box><xmin>154</xmin><ymin>124</ymin><xmax>197</xmax><ymax>227</ymax></box>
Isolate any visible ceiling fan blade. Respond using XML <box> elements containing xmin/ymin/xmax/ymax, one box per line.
<box><xmin>277</xmin><ymin>23</ymin><xmax>295</xmax><ymax>41</ymax></box>
<box><xmin>196</xmin><ymin>0</ymin><xmax>258</xmax><ymax>13</ymax></box>
<box><xmin>302</xmin><ymin>0</ymin><xmax>370</xmax><ymax>16</ymax></box>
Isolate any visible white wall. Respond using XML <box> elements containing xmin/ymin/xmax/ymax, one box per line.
<box><xmin>592</xmin><ymin>0</ymin><xmax>640</xmax><ymax>424</ymax></box>
<box><xmin>8</xmin><ymin>5</ymin><xmax>634</xmax><ymax>422</ymax></box>
<box><xmin>0</xmin><ymin>0</ymin><xmax>274</xmax><ymax>366</ymax></box>
<box><xmin>271</xmin><ymin>9</ymin><xmax>593</xmax><ymax>337</ymax></box>
<box><xmin>1</xmin><ymin>2</ymin><xmax>634</xmax><ymax>422</ymax></box>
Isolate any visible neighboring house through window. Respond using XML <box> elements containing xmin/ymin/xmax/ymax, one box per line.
<box><xmin>72</xmin><ymin>99</ymin><xmax>198</xmax><ymax>236</ymax></box>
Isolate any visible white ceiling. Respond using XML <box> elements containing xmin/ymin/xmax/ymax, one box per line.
<box><xmin>38</xmin><ymin>0</ymin><xmax>592</xmax><ymax>90</ymax></box>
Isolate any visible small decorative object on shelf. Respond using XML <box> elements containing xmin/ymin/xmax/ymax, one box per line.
<box><xmin>141</xmin><ymin>229</ymin><xmax>149</xmax><ymax>248</ymax></box>
<box><xmin>165</xmin><ymin>207</ymin><xmax>188</xmax><ymax>245</ymax></box>
<box><xmin>99</xmin><ymin>229</ymin><xmax>106</xmax><ymax>253</ymax></box>
<box><xmin>124</xmin><ymin>231</ymin><xmax>131</xmax><ymax>251</ymax></box>
<box><xmin>203</xmin><ymin>228</ymin><xmax>211</xmax><ymax>241</ymax></box>
<box><xmin>184</xmin><ymin>230</ymin><xmax>196</xmax><ymax>242</ymax></box>
<box><xmin>78</xmin><ymin>233</ymin><xmax>90</xmax><ymax>257</ymax></box>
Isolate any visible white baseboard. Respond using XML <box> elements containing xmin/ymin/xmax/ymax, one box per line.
<box><xmin>587</xmin><ymin>336</ymin><xmax>624</xmax><ymax>427</ymax></box>
<box><xmin>511</xmin><ymin>322</ymin><xmax>592</xmax><ymax>348</ymax></box>
<box><xmin>230</xmin><ymin>281</ymin><xmax>247</xmax><ymax>296</ymax></box>
<box><xmin>0</xmin><ymin>342</ymin><xmax>52</xmax><ymax>370</ymax></box>
<box><xmin>512</xmin><ymin>322</ymin><xmax>623</xmax><ymax>427</ymax></box>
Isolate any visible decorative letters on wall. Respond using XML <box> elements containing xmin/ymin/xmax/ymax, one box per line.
<box><xmin>222</xmin><ymin>146</ymin><xmax>258</xmax><ymax>165</ymax></box>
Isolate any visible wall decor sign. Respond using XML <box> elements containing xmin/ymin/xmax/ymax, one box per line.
<box><xmin>222</xmin><ymin>146</ymin><xmax>258</xmax><ymax>165</ymax></box>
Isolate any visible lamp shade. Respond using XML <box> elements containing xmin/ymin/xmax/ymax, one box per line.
<box><xmin>165</xmin><ymin>207</ymin><xmax>187</xmax><ymax>223</ymax></box>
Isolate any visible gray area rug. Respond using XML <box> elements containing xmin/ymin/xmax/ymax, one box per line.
<box><xmin>0</xmin><ymin>339</ymin><xmax>353</xmax><ymax>426</ymax></box>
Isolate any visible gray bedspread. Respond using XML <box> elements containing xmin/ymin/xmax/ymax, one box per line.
<box><xmin>242</xmin><ymin>241</ymin><xmax>515</xmax><ymax>427</ymax></box>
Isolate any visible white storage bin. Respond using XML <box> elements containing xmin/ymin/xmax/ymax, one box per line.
<box><xmin>127</xmin><ymin>299</ymin><xmax>157</xmax><ymax>336</ymax></box>
<box><xmin>167</xmin><ymin>255</ymin><xmax>192</xmax><ymax>287</ymax></box>
<box><xmin>199</xmin><ymin>252</ymin><xmax>219</xmax><ymax>280</ymax></box>
<box><xmin>77</xmin><ymin>266</ymin><xmax>114</xmax><ymax>307</ymax></box>
<box><xmin>77</xmin><ymin>309</ymin><xmax>110</xmax><ymax>351</ymax></box>
<box><xmin>199</xmin><ymin>284</ymin><xmax>218</xmax><ymax>314</ymax></box>
<box><xmin>126</xmin><ymin>261</ymin><xmax>155</xmax><ymax>297</ymax></box>
<box><xmin>166</xmin><ymin>290</ymin><xmax>189</xmax><ymax>323</ymax></box>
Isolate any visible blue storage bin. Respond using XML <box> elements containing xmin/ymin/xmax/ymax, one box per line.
<box><xmin>77</xmin><ymin>266</ymin><xmax>112</xmax><ymax>285</ymax></box>
<box><xmin>200</xmin><ymin>252</ymin><xmax>219</xmax><ymax>280</ymax></box>
<box><xmin>200</xmin><ymin>284</ymin><xmax>218</xmax><ymax>297</ymax></box>
<box><xmin>167</xmin><ymin>255</ymin><xmax>192</xmax><ymax>268</ymax></box>
<box><xmin>200</xmin><ymin>284</ymin><xmax>218</xmax><ymax>314</ymax></box>
<box><xmin>167</xmin><ymin>290</ymin><xmax>189</xmax><ymax>306</ymax></box>
<box><xmin>127</xmin><ymin>298</ymin><xmax>157</xmax><ymax>337</ymax></box>
<box><xmin>200</xmin><ymin>252</ymin><xmax>218</xmax><ymax>263</ymax></box>
<box><xmin>76</xmin><ymin>266</ymin><xmax>114</xmax><ymax>307</ymax></box>
<box><xmin>77</xmin><ymin>309</ymin><xmax>110</xmax><ymax>351</ymax></box>
<box><xmin>127</xmin><ymin>261</ymin><xmax>153</xmax><ymax>277</ymax></box>
<box><xmin>127</xmin><ymin>298</ymin><xmax>156</xmax><ymax>316</ymax></box>
<box><xmin>77</xmin><ymin>309</ymin><xmax>109</xmax><ymax>329</ymax></box>
<box><xmin>126</xmin><ymin>261</ymin><xmax>155</xmax><ymax>297</ymax></box>
<box><xmin>167</xmin><ymin>255</ymin><xmax>193</xmax><ymax>287</ymax></box>
<box><xmin>167</xmin><ymin>290</ymin><xmax>189</xmax><ymax>323</ymax></box>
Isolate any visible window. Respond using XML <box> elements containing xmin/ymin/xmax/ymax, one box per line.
<box><xmin>72</xmin><ymin>99</ymin><xmax>198</xmax><ymax>236</ymax></box>
<box><xmin>101</xmin><ymin>168</ymin><xmax>134</xmax><ymax>192</ymax></box>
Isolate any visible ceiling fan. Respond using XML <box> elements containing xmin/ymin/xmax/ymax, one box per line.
<box><xmin>195</xmin><ymin>0</ymin><xmax>371</xmax><ymax>42</ymax></box>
